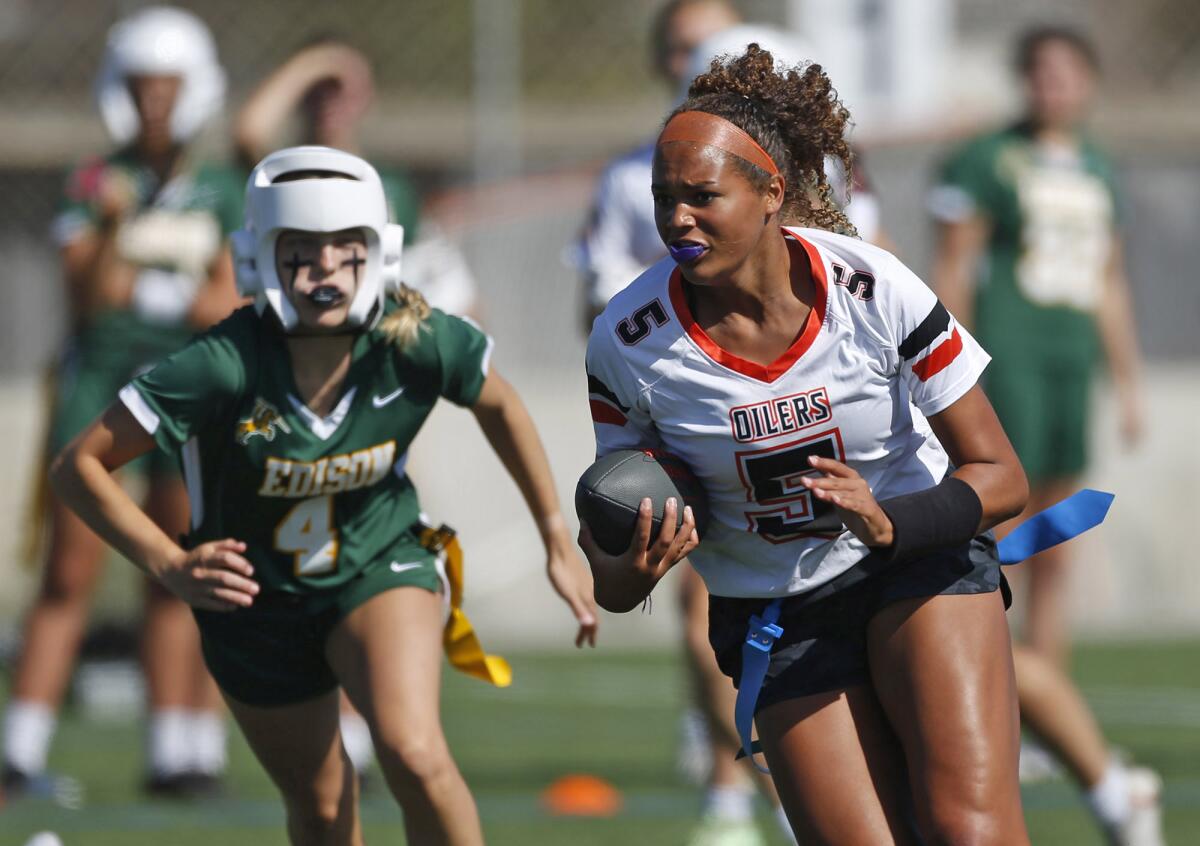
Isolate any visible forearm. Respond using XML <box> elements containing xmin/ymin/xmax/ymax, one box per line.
<box><xmin>903</xmin><ymin>384</ymin><xmax>1030</xmax><ymax>555</ymax></box>
<box><xmin>931</xmin><ymin>218</ymin><xmax>988</xmax><ymax>331</ymax></box>
<box><xmin>187</xmin><ymin>250</ymin><xmax>241</xmax><ymax>328</ymax></box>
<box><xmin>950</xmin><ymin>461</ymin><xmax>1028</xmax><ymax>531</ymax></box>
<box><xmin>50</xmin><ymin>449</ymin><xmax>182</xmax><ymax>579</ymax></box>
<box><xmin>236</xmin><ymin>45</ymin><xmax>364</xmax><ymax>165</ymax></box>
<box><xmin>932</xmin><ymin>261</ymin><xmax>974</xmax><ymax>331</ymax></box>
<box><xmin>64</xmin><ymin>226</ymin><xmax>131</xmax><ymax>317</ymax></box>
<box><xmin>1096</xmin><ymin>266</ymin><xmax>1142</xmax><ymax>392</ymax></box>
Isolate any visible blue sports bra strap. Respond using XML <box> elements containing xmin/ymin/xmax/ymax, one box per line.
<box><xmin>735</xmin><ymin>597</ymin><xmax>784</xmax><ymax>775</ymax></box>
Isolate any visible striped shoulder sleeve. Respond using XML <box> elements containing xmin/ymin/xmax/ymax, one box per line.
<box><xmin>584</xmin><ymin>314</ymin><xmax>661</xmax><ymax>458</ymax></box>
<box><xmin>884</xmin><ymin>256</ymin><xmax>990</xmax><ymax>416</ymax></box>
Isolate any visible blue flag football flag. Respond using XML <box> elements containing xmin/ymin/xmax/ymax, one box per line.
<box><xmin>996</xmin><ymin>488</ymin><xmax>1115</xmax><ymax>565</ymax></box>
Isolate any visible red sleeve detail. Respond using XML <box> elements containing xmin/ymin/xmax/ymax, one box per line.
<box><xmin>910</xmin><ymin>329</ymin><xmax>963</xmax><ymax>382</ymax></box>
<box><xmin>589</xmin><ymin>399</ymin><xmax>628</xmax><ymax>427</ymax></box>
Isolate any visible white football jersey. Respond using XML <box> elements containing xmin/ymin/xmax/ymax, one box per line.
<box><xmin>586</xmin><ymin>227</ymin><xmax>989</xmax><ymax>598</ymax></box>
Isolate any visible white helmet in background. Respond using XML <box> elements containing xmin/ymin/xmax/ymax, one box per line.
<box><xmin>95</xmin><ymin>6</ymin><xmax>226</xmax><ymax>144</ymax></box>
<box><xmin>682</xmin><ymin>23</ymin><xmax>817</xmax><ymax>99</ymax></box>
<box><xmin>230</xmin><ymin>146</ymin><xmax>405</xmax><ymax>333</ymax></box>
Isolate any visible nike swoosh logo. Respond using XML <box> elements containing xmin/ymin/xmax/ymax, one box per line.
<box><xmin>390</xmin><ymin>561</ymin><xmax>423</xmax><ymax>574</ymax></box>
<box><xmin>372</xmin><ymin>387</ymin><xmax>406</xmax><ymax>408</ymax></box>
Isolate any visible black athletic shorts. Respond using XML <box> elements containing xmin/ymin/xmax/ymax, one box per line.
<box><xmin>707</xmin><ymin>534</ymin><xmax>1009</xmax><ymax>713</ymax></box>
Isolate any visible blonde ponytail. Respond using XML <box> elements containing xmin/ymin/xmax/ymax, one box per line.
<box><xmin>378</xmin><ymin>283</ymin><xmax>432</xmax><ymax>350</ymax></box>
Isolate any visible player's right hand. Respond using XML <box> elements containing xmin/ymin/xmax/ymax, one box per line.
<box><xmin>578</xmin><ymin>497</ymin><xmax>698</xmax><ymax>612</ymax></box>
<box><xmin>155</xmin><ymin>539</ymin><xmax>259</xmax><ymax>612</ymax></box>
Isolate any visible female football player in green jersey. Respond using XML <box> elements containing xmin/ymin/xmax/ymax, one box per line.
<box><xmin>50</xmin><ymin>146</ymin><xmax>598</xmax><ymax>846</ymax></box>
<box><xmin>3</xmin><ymin>6</ymin><xmax>239</xmax><ymax>800</ymax></box>
<box><xmin>930</xmin><ymin>26</ymin><xmax>1144</xmax><ymax>669</ymax></box>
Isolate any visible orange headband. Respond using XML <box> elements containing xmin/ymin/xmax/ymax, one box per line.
<box><xmin>657</xmin><ymin>111</ymin><xmax>780</xmax><ymax>176</ymax></box>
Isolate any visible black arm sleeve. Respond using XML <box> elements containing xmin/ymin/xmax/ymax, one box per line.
<box><xmin>877</xmin><ymin>476</ymin><xmax>983</xmax><ymax>564</ymax></box>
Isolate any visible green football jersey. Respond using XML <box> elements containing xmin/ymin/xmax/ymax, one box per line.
<box><xmin>936</xmin><ymin>123</ymin><xmax>1119</xmax><ymax>367</ymax></box>
<box><xmin>53</xmin><ymin>149</ymin><xmax>245</xmax><ymax>366</ymax></box>
<box><xmin>121</xmin><ymin>303</ymin><xmax>492</xmax><ymax>594</ymax></box>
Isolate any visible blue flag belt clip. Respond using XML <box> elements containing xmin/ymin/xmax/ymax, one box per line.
<box><xmin>734</xmin><ymin>597</ymin><xmax>783</xmax><ymax>774</ymax></box>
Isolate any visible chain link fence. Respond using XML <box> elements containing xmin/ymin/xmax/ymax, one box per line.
<box><xmin>0</xmin><ymin>0</ymin><xmax>1196</xmax><ymax>633</ymax></box>
<box><xmin>0</xmin><ymin>0</ymin><xmax>1196</xmax><ymax>375</ymax></box>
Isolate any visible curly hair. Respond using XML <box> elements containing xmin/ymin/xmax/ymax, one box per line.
<box><xmin>671</xmin><ymin>43</ymin><xmax>856</xmax><ymax>235</ymax></box>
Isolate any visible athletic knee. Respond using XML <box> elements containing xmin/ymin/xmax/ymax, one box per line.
<box><xmin>375</xmin><ymin>728</ymin><xmax>456</xmax><ymax>788</ymax></box>
<box><xmin>38</xmin><ymin>566</ymin><xmax>94</xmax><ymax>606</ymax></box>
<box><xmin>922</xmin><ymin>794</ymin><xmax>1016</xmax><ymax>846</ymax></box>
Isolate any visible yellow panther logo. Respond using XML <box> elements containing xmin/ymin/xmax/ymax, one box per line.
<box><xmin>236</xmin><ymin>398</ymin><xmax>293</xmax><ymax>444</ymax></box>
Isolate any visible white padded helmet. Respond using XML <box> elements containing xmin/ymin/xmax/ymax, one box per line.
<box><xmin>95</xmin><ymin>6</ymin><xmax>226</xmax><ymax>145</ymax></box>
<box><xmin>230</xmin><ymin>146</ymin><xmax>405</xmax><ymax>332</ymax></box>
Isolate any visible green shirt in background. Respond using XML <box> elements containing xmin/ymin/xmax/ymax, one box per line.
<box><xmin>53</xmin><ymin>148</ymin><xmax>245</xmax><ymax>367</ymax></box>
<box><xmin>934</xmin><ymin>123</ymin><xmax>1119</xmax><ymax>370</ymax></box>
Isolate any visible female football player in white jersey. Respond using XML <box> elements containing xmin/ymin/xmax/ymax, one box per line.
<box><xmin>581</xmin><ymin>46</ymin><xmax>1032</xmax><ymax>843</ymax></box>
<box><xmin>49</xmin><ymin>146</ymin><xmax>597</xmax><ymax>846</ymax></box>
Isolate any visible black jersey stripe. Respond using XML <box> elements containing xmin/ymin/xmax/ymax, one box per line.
<box><xmin>587</xmin><ymin>374</ymin><xmax>629</xmax><ymax>413</ymax></box>
<box><xmin>898</xmin><ymin>301</ymin><xmax>951</xmax><ymax>360</ymax></box>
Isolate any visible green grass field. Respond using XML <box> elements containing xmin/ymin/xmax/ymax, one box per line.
<box><xmin>3</xmin><ymin>641</ymin><xmax>1199</xmax><ymax>845</ymax></box>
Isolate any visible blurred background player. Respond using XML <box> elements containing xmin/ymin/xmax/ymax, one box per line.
<box><xmin>235</xmin><ymin>36</ymin><xmax>479</xmax><ymax>320</ymax></box>
<box><xmin>1012</xmin><ymin>643</ymin><xmax>1164</xmax><ymax>844</ymax></box>
<box><xmin>930</xmin><ymin>25</ymin><xmax>1161</xmax><ymax>844</ymax></box>
<box><xmin>234</xmin><ymin>34</ymin><xmax>482</xmax><ymax>782</ymax></box>
<box><xmin>929</xmin><ymin>24</ymin><xmax>1144</xmax><ymax>669</ymax></box>
<box><xmin>2</xmin><ymin>5</ymin><xmax>241</xmax><ymax>800</ymax></box>
<box><xmin>573</xmin><ymin>6</ymin><xmax>889</xmax><ymax>844</ymax></box>
<box><xmin>574</xmin><ymin>0</ymin><xmax>739</xmax><ymax>333</ymax></box>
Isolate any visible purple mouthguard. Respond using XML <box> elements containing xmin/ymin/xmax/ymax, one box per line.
<box><xmin>668</xmin><ymin>243</ymin><xmax>707</xmax><ymax>263</ymax></box>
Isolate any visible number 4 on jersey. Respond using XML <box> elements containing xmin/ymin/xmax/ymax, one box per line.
<box><xmin>275</xmin><ymin>496</ymin><xmax>339</xmax><ymax>575</ymax></box>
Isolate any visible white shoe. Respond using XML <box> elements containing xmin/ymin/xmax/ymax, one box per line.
<box><xmin>1104</xmin><ymin>767</ymin><xmax>1165</xmax><ymax>846</ymax></box>
<box><xmin>24</xmin><ymin>834</ymin><xmax>65</xmax><ymax>846</ymax></box>
<box><xmin>676</xmin><ymin>706</ymin><xmax>713</xmax><ymax>786</ymax></box>
<box><xmin>686</xmin><ymin>816</ymin><xmax>767</xmax><ymax>846</ymax></box>
<box><xmin>1018</xmin><ymin>739</ymin><xmax>1063</xmax><ymax>783</ymax></box>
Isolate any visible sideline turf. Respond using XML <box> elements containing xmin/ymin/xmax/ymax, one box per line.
<box><xmin>2</xmin><ymin>642</ymin><xmax>1198</xmax><ymax>844</ymax></box>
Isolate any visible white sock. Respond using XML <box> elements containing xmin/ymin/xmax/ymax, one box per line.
<box><xmin>187</xmin><ymin>710</ymin><xmax>228</xmax><ymax>775</ymax></box>
<box><xmin>775</xmin><ymin>804</ymin><xmax>797</xmax><ymax>842</ymax></box>
<box><xmin>147</xmin><ymin>708</ymin><xmax>191</xmax><ymax>777</ymax></box>
<box><xmin>3</xmin><ymin>700</ymin><xmax>57</xmax><ymax>775</ymax></box>
<box><xmin>702</xmin><ymin>783</ymin><xmax>754</xmax><ymax>822</ymax></box>
<box><xmin>339</xmin><ymin>710</ymin><xmax>375</xmax><ymax>774</ymax></box>
<box><xmin>1087</xmin><ymin>759</ymin><xmax>1132</xmax><ymax>827</ymax></box>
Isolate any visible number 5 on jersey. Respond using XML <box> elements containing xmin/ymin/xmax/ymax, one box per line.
<box><xmin>735</xmin><ymin>429</ymin><xmax>846</xmax><ymax>543</ymax></box>
<box><xmin>275</xmin><ymin>496</ymin><xmax>339</xmax><ymax>575</ymax></box>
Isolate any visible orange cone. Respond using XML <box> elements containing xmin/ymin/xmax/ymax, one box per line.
<box><xmin>541</xmin><ymin>773</ymin><xmax>623</xmax><ymax>817</ymax></box>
